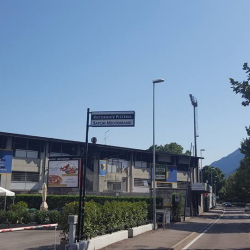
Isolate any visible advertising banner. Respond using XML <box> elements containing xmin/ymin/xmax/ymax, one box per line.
<box><xmin>48</xmin><ymin>160</ymin><xmax>79</xmax><ymax>188</ymax></box>
<box><xmin>153</xmin><ymin>165</ymin><xmax>177</xmax><ymax>183</ymax></box>
<box><xmin>166</xmin><ymin>166</ymin><xmax>177</xmax><ymax>183</ymax></box>
<box><xmin>99</xmin><ymin>160</ymin><xmax>107</xmax><ymax>176</ymax></box>
<box><xmin>91</xmin><ymin>111</ymin><xmax>135</xmax><ymax>127</ymax></box>
<box><xmin>155</xmin><ymin>164</ymin><xmax>166</xmax><ymax>181</ymax></box>
<box><xmin>0</xmin><ymin>150</ymin><xmax>13</xmax><ymax>174</ymax></box>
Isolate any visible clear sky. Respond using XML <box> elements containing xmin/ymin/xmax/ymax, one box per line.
<box><xmin>1</xmin><ymin>1</ymin><xmax>250</xmax><ymax>166</ymax></box>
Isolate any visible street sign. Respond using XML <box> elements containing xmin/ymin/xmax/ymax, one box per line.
<box><xmin>91</xmin><ymin>111</ymin><xmax>135</xmax><ymax>127</ymax></box>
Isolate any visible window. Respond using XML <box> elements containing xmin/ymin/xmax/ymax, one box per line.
<box><xmin>134</xmin><ymin>178</ymin><xmax>150</xmax><ymax>187</ymax></box>
<box><xmin>107</xmin><ymin>182</ymin><xmax>121</xmax><ymax>191</ymax></box>
<box><xmin>11</xmin><ymin>171</ymin><xmax>39</xmax><ymax>182</ymax></box>
<box><xmin>14</xmin><ymin>138</ymin><xmax>41</xmax><ymax>158</ymax></box>
<box><xmin>0</xmin><ymin>135</ymin><xmax>6</xmax><ymax>149</ymax></box>
<box><xmin>135</xmin><ymin>161</ymin><xmax>147</xmax><ymax>168</ymax></box>
<box><xmin>50</xmin><ymin>141</ymin><xmax>78</xmax><ymax>156</ymax></box>
<box><xmin>107</xmin><ymin>159</ymin><xmax>122</xmax><ymax>173</ymax></box>
<box><xmin>157</xmin><ymin>182</ymin><xmax>172</xmax><ymax>188</ymax></box>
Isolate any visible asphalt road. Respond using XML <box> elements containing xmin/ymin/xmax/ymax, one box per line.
<box><xmin>0</xmin><ymin>229</ymin><xmax>65</xmax><ymax>250</ymax></box>
<box><xmin>182</xmin><ymin>206</ymin><xmax>250</xmax><ymax>250</ymax></box>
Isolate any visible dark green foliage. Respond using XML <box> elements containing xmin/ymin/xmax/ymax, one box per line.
<box><xmin>15</xmin><ymin>194</ymin><xmax>162</xmax><ymax>210</ymax></box>
<box><xmin>224</xmin><ymin>63</ymin><xmax>250</xmax><ymax>202</ymax></box>
<box><xmin>148</xmin><ymin>142</ymin><xmax>190</xmax><ymax>155</ymax></box>
<box><xmin>230</xmin><ymin>63</ymin><xmax>250</xmax><ymax>107</ymax></box>
<box><xmin>202</xmin><ymin>166</ymin><xmax>226</xmax><ymax>195</ymax></box>
<box><xmin>34</xmin><ymin>211</ymin><xmax>49</xmax><ymax>224</ymax></box>
<box><xmin>60</xmin><ymin>200</ymin><xmax>148</xmax><ymax>240</ymax></box>
<box><xmin>9</xmin><ymin>201</ymin><xmax>30</xmax><ymax>224</ymax></box>
<box><xmin>48</xmin><ymin>210</ymin><xmax>60</xmax><ymax>223</ymax></box>
<box><xmin>172</xmin><ymin>193</ymin><xmax>183</xmax><ymax>218</ymax></box>
<box><xmin>6</xmin><ymin>211</ymin><xmax>18</xmax><ymax>224</ymax></box>
<box><xmin>0</xmin><ymin>210</ymin><xmax>7</xmax><ymax>223</ymax></box>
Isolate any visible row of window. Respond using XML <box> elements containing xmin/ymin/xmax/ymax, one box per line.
<box><xmin>11</xmin><ymin>171</ymin><xmax>40</xmax><ymax>182</ymax></box>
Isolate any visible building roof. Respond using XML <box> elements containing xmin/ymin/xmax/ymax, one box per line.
<box><xmin>0</xmin><ymin>131</ymin><xmax>200</xmax><ymax>159</ymax></box>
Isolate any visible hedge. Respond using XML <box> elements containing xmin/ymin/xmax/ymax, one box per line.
<box><xmin>14</xmin><ymin>194</ymin><xmax>163</xmax><ymax>210</ymax></box>
<box><xmin>0</xmin><ymin>209</ymin><xmax>60</xmax><ymax>224</ymax></box>
<box><xmin>60</xmin><ymin>200</ymin><xmax>148</xmax><ymax>240</ymax></box>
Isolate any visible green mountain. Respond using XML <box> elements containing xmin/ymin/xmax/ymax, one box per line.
<box><xmin>210</xmin><ymin>149</ymin><xmax>244</xmax><ymax>177</ymax></box>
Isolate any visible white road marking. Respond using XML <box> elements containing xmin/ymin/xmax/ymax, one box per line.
<box><xmin>181</xmin><ymin>210</ymin><xmax>224</xmax><ymax>250</ymax></box>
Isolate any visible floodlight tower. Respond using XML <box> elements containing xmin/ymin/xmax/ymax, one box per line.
<box><xmin>189</xmin><ymin>94</ymin><xmax>199</xmax><ymax>183</ymax></box>
<box><xmin>189</xmin><ymin>94</ymin><xmax>198</xmax><ymax>158</ymax></box>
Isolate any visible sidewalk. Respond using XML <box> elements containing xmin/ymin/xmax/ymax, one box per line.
<box><xmin>100</xmin><ymin>206</ymin><xmax>223</xmax><ymax>250</ymax></box>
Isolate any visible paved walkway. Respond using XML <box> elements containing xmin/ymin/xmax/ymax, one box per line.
<box><xmin>101</xmin><ymin>206</ymin><xmax>223</xmax><ymax>250</ymax></box>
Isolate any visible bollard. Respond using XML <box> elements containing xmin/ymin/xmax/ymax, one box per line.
<box><xmin>68</xmin><ymin>215</ymin><xmax>78</xmax><ymax>245</ymax></box>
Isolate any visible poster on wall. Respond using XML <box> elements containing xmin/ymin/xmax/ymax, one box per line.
<box><xmin>99</xmin><ymin>160</ymin><xmax>107</xmax><ymax>176</ymax></box>
<box><xmin>0</xmin><ymin>150</ymin><xmax>13</xmax><ymax>174</ymax></box>
<box><xmin>154</xmin><ymin>164</ymin><xmax>177</xmax><ymax>183</ymax></box>
<box><xmin>166</xmin><ymin>166</ymin><xmax>177</xmax><ymax>183</ymax></box>
<box><xmin>48</xmin><ymin>160</ymin><xmax>79</xmax><ymax>188</ymax></box>
<box><xmin>155</xmin><ymin>164</ymin><xmax>166</xmax><ymax>181</ymax></box>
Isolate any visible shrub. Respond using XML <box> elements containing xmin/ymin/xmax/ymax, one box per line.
<box><xmin>15</xmin><ymin>194</ymin><xmax>163</xmax><ymax>210</ymax></box>
<box><xmin>34</xmin><ymin>211</ymin><xmax>49</xmax><ymax>224</ymax></box>
<box><xmin>48</xmin><ymin>211</ymin><xmax>60</xmax><ymax>223</ymax></box>
<box><xmin>6</xmin><ymin>211</ymin><xmax>18</xmax><ymax>224</ymax></box>
<box><xmin>0</xmin><ymin>210</ymin><xmax>7</xmax><ymax>224</ymax></box>
<box><xmin>10</xmin><ymin>201</ymin><xmax>28</xmax><ymax>212</ymax></box>
<box><xmin>60</xmin><ymin>201</ymin><xmax>79</xmax><ymax>241</ymax></box>
<box><xmin>10</xmin><ymin>201</ymin><xmax>29</xmax><ymax>224</ymax></box>
<box><xmin>20</xmin><ymin>210</ymin><xmax>31</xmax><ymax>224</ymax></box>
<box><xmin>60</xmin><ymin>200</ymin><xmax>148</xmax><ymax>241</ymax></box>
<box><xmin>172</xmin><ymin>193</ymin><xmax>183</xmax><ymax>218</ymax></box>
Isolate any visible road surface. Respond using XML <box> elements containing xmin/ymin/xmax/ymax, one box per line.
<box><xmin>182</xmin><ymin>206</ymin><xmax>250</xmax><ymax>250</ymax></box>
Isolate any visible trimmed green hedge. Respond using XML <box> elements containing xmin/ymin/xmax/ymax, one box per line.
<box><xmin>0</xmin><ymin>209</ymin><xmax>60</xmax><ymax>224</ymax></box>
<box><xmin>60</xmin><ymin>200</ymin><xmax>148</xmax><ymax>240</ymax></box>
<box><xmin>15</xmin><ymin>194</ymin><xmax>163</xmax><ymax>210</ymax></box>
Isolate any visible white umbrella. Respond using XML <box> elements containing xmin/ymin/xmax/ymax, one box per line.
<box><xmin>40</xmin><ymin>183</ymin><xmax>48</xmax><ymax>211</ymax></box>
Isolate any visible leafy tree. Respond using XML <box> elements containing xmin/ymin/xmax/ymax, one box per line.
<box><xmin>230</xmin><ymin>63</ymin><xmax>250</xmax><ymax>107</ymax></box>
<box><xmin>148</xmin><ymin>142</ymin><xmax>190</xmax><ymax>155</ymax></box>
<box><xmin>202</xmin><ymin>166</ymin><xmax>225</xmax><ymax>195</ymax></box>
<box><xmin>224</xmin><ymin>62</ymin><xmax>250</xmax><ymax>202</ymax></box>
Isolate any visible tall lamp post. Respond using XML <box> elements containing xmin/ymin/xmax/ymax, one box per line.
<box><xmin>200</xmin><ymin>149</ymin><xmax>205</xmax><ymax>182</ymax></box>
<box><xmin>152</xmin><ymin>78</ymin><xmax>164</xmax><ymax>230</ymax></box>
<box><xmin>211</xmin><ymin>167</ymin><xmax>214</xmax><ymax>208</ymax></box>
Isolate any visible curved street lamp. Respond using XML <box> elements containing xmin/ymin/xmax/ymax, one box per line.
<box><xmin>152</xmin><ymin>78</ymin><xmax>164</xmax><ymax>230</ymax></box>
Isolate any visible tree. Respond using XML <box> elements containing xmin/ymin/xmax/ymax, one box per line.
<box><xmin>202</xmin><ymin>166</ymin><xmax>225</xmax><ymax>195</ymax></box>
<box><xmin>225</xmin><ymin>62</ymin><xmax>250</xmax><ymax>202</ymax></box>
<box><xmin>230</xmin><ymin>63</ymin><xmax>250</xmax><ymax>107</ymax></box>
<box><xmin>148</xmin><ymin>142</ymin><xmax>190</xmax><ymax>155</ymax></box>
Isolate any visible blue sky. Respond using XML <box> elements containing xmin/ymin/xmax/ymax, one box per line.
<box><xmin>1</xmin><ymin>1</ymin><xmax>250</xmax><ymax>166</ymax></box>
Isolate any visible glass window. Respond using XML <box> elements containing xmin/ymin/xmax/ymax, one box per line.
<box><xmin>11</xmin><ymin>171</ymin><xmax>39</xmax><ymax>182</ymax></box>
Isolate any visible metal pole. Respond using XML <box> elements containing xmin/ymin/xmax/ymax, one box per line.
<box><xmin>153</xmin><ymin>82</ymin><xmax>156</xmax><ymax>230</ymax></box>
<box><xmin>211</xmin><ymin>168</ymin><xmax>213</xmax><ymax>208</ymax></box>
<box><xmin>77</xmin><ymin>108</ymin><xmax>90</xmax><ymax>241</ymax></box>
<box><xmin>81</xmin><ymin>108</ymin><xmax>90</xmax><ymax>239</ymax></box>
<box><xmin>184</xmin><ymin>143</ymin><xmax>193</xmax><ymax>221</ymax></box>
<box><xmin>200</xmin><ymin>151</ymin><xmax>203</xmax><ymax>182</ymax></box>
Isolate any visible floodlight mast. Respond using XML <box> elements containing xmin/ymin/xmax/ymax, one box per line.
<box><xmin>189</xmin><ymin>94</ymin><xmax>199</xmax><ymax>183</ymax></box>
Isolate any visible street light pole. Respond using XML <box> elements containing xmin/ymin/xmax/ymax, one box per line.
<box><xmin>152</xmin><ymin>78</ymin><xmax>164</xmax><ymax>230</ymax></box>
<box><xmin>211</xmin><ymin>167</ymin><xmax>214</xmax><ymax>208</ymax></box>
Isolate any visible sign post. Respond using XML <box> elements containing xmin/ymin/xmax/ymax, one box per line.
<box><xmin>77</xmin><ymin>109</ymin><xmax>135</xmax><ymax>241</ymax></box>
